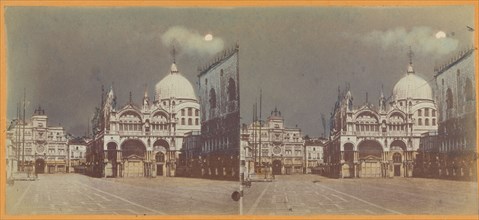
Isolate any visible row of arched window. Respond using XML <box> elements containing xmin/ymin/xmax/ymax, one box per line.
<box><xmin>204</xmin><ymin>136</ymin><xmax>230</xmax><ymax>152</ymax></box>
<box><xmin>441</xmin><ymin>137</ymin><xmax>466</xmax><ymax>152</ymax></box>
<box><xmin>417</xmin><ymin>118</ymin><xmax>436</xmax><ymax>126</ymax></box>
<box><xmin>119</xmin><ymin>123</ymin><xmax>142</xmax><ymax>131</ymax></box>
<box><xmin>180</xmin><ymin>118</ymin><xmax>199</xmax><ymax>126</ymax></box>
<box><xmin>181</xmin><ymin>108</ymin><xmax>199</xmax><ymax>117</ymax></box>
<box><xmin>151</xmin><ymin>123</ymin><xmax>169</xmax><ymax>131</ymax></box>
<box><xmin>417</xmin><ymin>108</ymin><xmax>436</xmax><ymax>117</ymax></box>
<box><xmin>356</xmin><ymin>124</ymin><xmax>379</xmax><ymax>132</ymax></box>
<box><xmin>445</xmin><ymin>76</ymin><xmax>474</xmax><ymax>109</ymax></box>
<box><xmin>118</xmin><ymin>121</ymin><xmax>169</xmax><ymax>131</ymax></box>
<box><xmin>208</xmin><ymin>78</ymin><xmax>237</xmax><ymax>108</ymax></box>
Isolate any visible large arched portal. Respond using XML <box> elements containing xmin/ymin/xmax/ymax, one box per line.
<box><xmin>358</xmin><ymin>140</ymin><xmax>383</xmax><ymax>177</ymax></box>
<box><xmin>107</xmin><ymin>142</ymin><xmax>118</xmax><ymax>177</ymax></box>
<box><xmin>153</xmin><ymin>139</ymin><xmax>170</xmax><ymax>177</ymax></box>
<box><xmin>156</xmin><ymin>152</ymin><xmax>165</xmax><ymax>176</ymax></box>
<box><xmin>121</xmin><ymin>139</ymin><xmax>146</xmax><ymax>177</ymax></box>
<box><xmin>35</xmin><ymin>158</ymin><xmax>45</xmax><ymax>174</ymax></box>
<box><xmin>393</xmin><ymin>153</ymin><xmax>402</xmax><ymax>176</ymax></box>
<box><xmin>343</xmin><ymin>143</ymin><xmax>355</xmax><ymax>178</ymax></box>
<box><xmin>390</xmin><ymin>140</ymin><xmax>407</xmax><ymax>177</ymax></box>
<box><xmin>272</xmin><ymin>160</ymin><xmax>282</xmax><ymax>175</ymax></box>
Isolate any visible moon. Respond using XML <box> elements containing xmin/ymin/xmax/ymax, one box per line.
<box><xmin>435</xmin><ymin>31</ymin><xmax>446</xmax><ymax>39</ymax></box>
<box><xmin>204</xmin><ymin>34</ymin><xmax>213</xmax><ymax>41</ymax></box>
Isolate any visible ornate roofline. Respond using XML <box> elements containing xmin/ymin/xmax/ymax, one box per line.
<box><xmin>197</xmin><ymin>43</ymin><xmax>239</xmax><ymax>77</ymax></box>
<box><xmin>434</xmin><ymin>47</ymin><xmax>474</xmax><ymax>76</ymax></box>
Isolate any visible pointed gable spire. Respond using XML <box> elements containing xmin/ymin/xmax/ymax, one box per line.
<box><xmin>168</xmin><ymin>45</ymin><xmax>180</xmax><ymax>74</ymax></box>
<box><xmin>107</xmin><ymin>84</ymin><xmax>115</xmax><ymax>99</ymax></box>
<box><xmin>143</xmin><ymin>84</ymin><xmax>150</xmax><ymax>109</ymax></box>
<box><xmin>129</xmin><ymin>91</ymin><xmax>133</xmax><ymax>104</ymax></box>
<box><xmin>170</xmin><ymin>63</ymin><xmax>179</xmax><ymax>74</ymax></box>
<box><xmin>407</xmin><ymin>46</ymin><xmax>415</xmax><ymax>74</ymax></box>
<box><xmin>143</xmin><ymin>83</ymin><xmax>148</xmax><ymax>99</ymax></box>
<box><xmin>171</xmin><ymin>45</ymin><xmax>177</xmax><ymax>64</ymax></box>
<box><xmin>106</xmin><ymin>84</ymin><xmax>116</xmax><ymax>109</ymax></box>
<box><xmin>379</xmin><ymin>84</ymin><xmax>386</xmax><ymax>112</ymax></box>
<box><xmin>380</xmin><ymin>84</ymin><xmax>385</xmax><ymax>98</ymax></box>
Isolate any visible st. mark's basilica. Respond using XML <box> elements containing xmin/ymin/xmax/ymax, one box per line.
<box><xmin>325</xmin><ymin>56</ymin><xmax>438</xmax><ymax>178</ymax></box>
<box><xmin>86</xmin><ymin>60</ymin><xmax>200</xmax><ymax>178</ymax></box>
<box><xmin>85</xmin><ymin>45</ymin><xmax>240</xmax><ymax>179</ymax></box>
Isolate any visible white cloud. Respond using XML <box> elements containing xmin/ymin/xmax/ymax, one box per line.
<box><xmin>361</xmin><ymin>26</ymin><xmax>458</xmax><ymax>56</ymax></box>
<box><xmin>161</xmin><ymin>26</ymin><xmax>224</xmax><ymax>56</ymax></box>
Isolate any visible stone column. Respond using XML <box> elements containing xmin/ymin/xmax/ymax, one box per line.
<box><xmin>116</xmin><ymin>151</ymin><xmax>120</xmax><ymax>177</ymax></box>
<box><xmin>103</xmin><ymin>150</ymin><xmax>109</xmax><ymax>178</ymax></box>
<box><xmin>119</xmin><ymin>151</ymin><xmax>123</xmax><ymax>177</ymax></box>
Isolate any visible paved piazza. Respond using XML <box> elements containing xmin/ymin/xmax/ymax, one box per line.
<box><xmin>243</xmin><ymin>175</ymin><xmax>479</xmax><ymax>215</ymax></box>
<box><xmin>6</xmin><ymin>174</ymin><xmax>238</xmax><ymax>215</ymax></box>
<box><xmin>6</xmin><ymin>173</ymin><xmax>479</xmax><ymax>216</ymax></box>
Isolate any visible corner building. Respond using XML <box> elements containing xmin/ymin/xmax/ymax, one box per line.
<box><xmin>197</xmin><ymin>45</ymin><xmax>240</xmax><ymax>180</ymax></box>
<box><xmin>427</xmin><ymin>48</ymin><xmax>476</xmax><ymax>180</ymax></box>
<box><xmin>87</xmin><ymin>61</ymin><xmax>200</xmax><ymax>178</ymax></box>
<box><xmin>325</xmin><ymin>61</ymin><xmax>437</xmax><ymax>178</ymax></box>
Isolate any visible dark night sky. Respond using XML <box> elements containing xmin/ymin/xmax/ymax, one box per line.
<box><xmin>5</xmin><ymin>6</ymin><xmax>475</xmax><ymax>137</ymax></box>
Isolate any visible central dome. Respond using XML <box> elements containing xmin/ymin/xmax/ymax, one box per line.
<box><xmin>155</xmin><ymin>63</ymin><xmax>197</xmax><ymax>101</ymax></box>
<box><xmin>392</xmin><ymin>65</ymin><xmax>433</xmax><ymax>101</ymax></box>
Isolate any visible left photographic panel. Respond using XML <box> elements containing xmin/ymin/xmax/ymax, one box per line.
<box><xmin>4</xmin><ymin>7</ymin><xmax>241</xmax><ymax>216</ymax></box>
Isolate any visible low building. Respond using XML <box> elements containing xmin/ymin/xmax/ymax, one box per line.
<box><xmin>179</xmin><ymin>131</ymin><xmax>202</xmax><ymax>177</ymax></box>
<box><xmin>68</xmin><ymin>138</ymin><xmax>87</xmax><ymax>173</ymax></box>
<box><xmin>6</xmin><ymin>121</ymin><xmax>18</xmax><ymax>179</ymax></box>
<box><xmin>241</xmin><ymin>123</ymin><xmax>252</xmax><ymax>180</ymax></box>
<box><xmin>416</xmin><ymin>131</ymin><xmax>440</xmax><ymax>177</ymax></box>
<box><xmin>304</xmin><ymin>138</ymin><xmax>326</xmax><ymax>174</ymax></box>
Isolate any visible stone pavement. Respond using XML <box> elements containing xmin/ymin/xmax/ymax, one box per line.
<box><xmin>242</xmin><ymin>175</ymin><xmax>479</xmax><ymax>215</ymax></box>
<box><xmin>6</xmin><ymin>173</ymin><xmax>239</xmax><ymax>215</ymax></box>
<box><xmin>6</xmin><ymin>173</ymin><xmax>479</xmax><ymax>216</ymax></box>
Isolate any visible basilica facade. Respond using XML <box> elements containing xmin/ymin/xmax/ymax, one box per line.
<box><xmin>325</xmin><ymin>60</ymin><xmax>438</xmax><ymax>178</ymax></box>
<box><xmin>86</xmin><ymin>61</ymin><xmax>200</xmax><ymax>178</ymax></box>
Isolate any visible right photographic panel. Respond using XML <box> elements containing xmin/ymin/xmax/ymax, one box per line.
<box><xmin>238</xmin><ymin>5</ymin><xmax>478</xmax><ymax>216</ymax></box>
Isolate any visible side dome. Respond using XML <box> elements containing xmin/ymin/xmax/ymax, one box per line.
<box><xmin>392</xmin><ymin>65</ymin><xmax>433</xmax><ymax>101</ymax></box>
<box><xmin>155</xmin><ymin>63</ymin><xmax>197</xmax><ymax>101</ymax></box>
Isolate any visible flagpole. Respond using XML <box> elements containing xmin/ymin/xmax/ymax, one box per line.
<box><xmin>22</xmin><ymin>88</ymin><xmax>26</xmax><ymax>172</ymax></box>
<box><xmin>259</xmin><ymin>89</ymin><xmax>262</xmax><ymax>176</ymax></box>
<box><xmin>16</xmin><ymin>102</ymin><xmax>20</xmax><ymax>171</ymax></box>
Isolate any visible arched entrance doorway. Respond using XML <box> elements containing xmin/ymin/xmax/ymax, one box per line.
<box><xmin>393</xmin><ymin>153</ymin><xmax>402</xmax><ymax>176</ymax></box>
<box><xmin>343</xmin><ymin>143</ymin><xmax>355</xmax><ymax>178</ymax></box>
<box><xmin>107</xmin><ymin>142</ymin><xmax>118</xmax><ymax>177</ymax></box>
<box><xmin>358</xmin><ymin>140</ymin><xmax>383</xmax><ymax>178</ymax></box>
<box><xmin>35</xmin><ymin>158</ymin><xmax>45</xmax><ymax>174</ymax></box>
<box><xmin>153</xmin><ymin>139</ymin><xmax>169</xmax><ymax>177</ymax></box>
<box><xmin>155</xmin><ymin>152</ymin><xmax>165</xmax><ymax>176</ymax></box>
<box><xmin>272</xmin><ymin>160</ymin><xmax>282</xmax><ymax>175</ymax></box>
<box><xmin>390</xmin><ymin>140</ymin><xmax>407</xmax><ymax>177</ymax></box>
<box><xmin>121</xmin><ymin>139</ymin><xmax>146</xmax><ymax>177</ymax></box>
